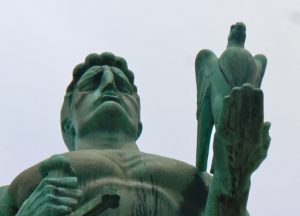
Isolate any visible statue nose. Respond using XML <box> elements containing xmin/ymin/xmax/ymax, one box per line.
<box><xmin>99</xmin><ymin>67</ymin><xmax>117</xmax><ymax>92</ymax></box>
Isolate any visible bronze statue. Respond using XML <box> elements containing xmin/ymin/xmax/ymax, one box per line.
<box><xmin>0</xmin><ymin>23</ymin><xmax>270</xmax><ymax>216</ymax></box>
<box><xmin>195</xmin><ymin>22</ymin><xmax>267</xmax><ymax>173</ymax></box>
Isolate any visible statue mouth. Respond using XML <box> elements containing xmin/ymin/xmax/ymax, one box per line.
<box><xmin>95</xmin><ymin>94</ymin><xmax>122</xmax><ymax>107</ymax></box>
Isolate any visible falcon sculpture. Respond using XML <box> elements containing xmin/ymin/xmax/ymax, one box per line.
<box><xmin>195</xmin><ymin>22</ymin><xmax>267</xmax><ymax>173</ymax></box>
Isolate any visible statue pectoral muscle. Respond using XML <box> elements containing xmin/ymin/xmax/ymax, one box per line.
<box><xmin>0</xmin><ymin>23</ymin><xmax>270</xmax><ymax>216</ymax></box>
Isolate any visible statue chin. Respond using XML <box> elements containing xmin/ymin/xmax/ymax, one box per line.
<box><xmin>76</xmin><ymin>101</ymin><xmax>137</xmax><ymax>138</ymax></box>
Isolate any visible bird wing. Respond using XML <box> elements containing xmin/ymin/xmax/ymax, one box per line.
<box><xmin>195</xmin><ymin>49</ymin><xmax>218</xmax><ymax>117</ymax></box>
<box><xmin>195</xmin><ymin>49</ymin><xmax>218</xmax><ymax>172</ymax></box>
<box><xmin>254</xmin><ymin>54</ymin><xmax>267</xmax><ymax>87</ymax></box>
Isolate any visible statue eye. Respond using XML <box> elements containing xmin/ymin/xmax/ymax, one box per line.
<box><xmin>78</xmin><ymin>73</ymin><xmax>102</xmax><ymax>92</ymax></box>
<box><xmin>78</xmin><ymin>79</ymin><xmax>99</xmax><ymax>92</ymax></box>
<box><xmin>115</xmin><ymin>78</ymin><xmax>133</xmax><ymax>94</ymax></box>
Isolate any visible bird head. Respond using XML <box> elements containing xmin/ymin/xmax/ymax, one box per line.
<box><xmin>227</xmin><ymin>22</ymin><xmax>246</xmax><ymax>48</ymax></box>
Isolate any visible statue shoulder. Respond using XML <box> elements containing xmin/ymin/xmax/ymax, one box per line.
<box><xmin>0</xmin><ymin>185</ymin><xmax>17</xmax><ymax>216</ymax></box>
<box><xmin>0</xmin><ymin>185</ymin><xmax>8</xmax><ymax>200</ymax></box>
<box><xmin>8</xmin><ymin>163</ymin><xmax>41</xmax><ymax>209</ymax></box>
<box><xmin>8</xmin><ymin>153</ymin><xmax>78</xmax><ymax>209</ymax></box>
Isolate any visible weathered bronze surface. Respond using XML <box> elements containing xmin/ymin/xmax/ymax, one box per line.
<box><xmin>195</xmin><ymin>22</ymin><xmax>267</xmax><ymax>173</ymax></box>
<box><xmin>0</xmin><ymin>23</ymin><xmax>270</xmax><ymax>216</ymax></box>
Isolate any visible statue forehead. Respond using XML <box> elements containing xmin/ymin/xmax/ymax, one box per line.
<box><xmin>80</xmin><ymin>65</ymin><xmax>131</xmax><ymax>82</ymax></box>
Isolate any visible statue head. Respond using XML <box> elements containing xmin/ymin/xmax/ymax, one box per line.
<box><xmin>61</xmin><ymin>52</ymin><xmax>142</xmax><ymax>151</ymax></box>
<box><xmin>227</xmin><ymin>22</ymin><xmax>246</xmax><ymax>48</ymax></box>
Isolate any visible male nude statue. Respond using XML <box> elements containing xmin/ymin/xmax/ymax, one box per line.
<box><xmin>0</xmin><ymin>52</ymin><xmax>270</xmax><ymax>216</ymax></box>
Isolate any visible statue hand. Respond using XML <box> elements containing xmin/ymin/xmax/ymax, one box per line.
<box><xmin>16</xmin><ymin>177</ymin><xmax>82</xmax><ymax>216</ymax></box>
<box><xmin>213</xmin><ymin>84</ymin><xmax>271</xmax><ymax>195</ymax></box>
<box><xmin>16</xmin><ymin>155</ymin><xmax>82</xmax><ymax>216</ymax></box>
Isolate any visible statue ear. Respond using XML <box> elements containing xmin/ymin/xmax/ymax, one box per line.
<box><xmin>136</xmin><ymin>121</ymin><xmax>143</xmax><ymax>140</ymax></box>
<box><xmin>61</xmin><ymin>118</ymin><xmax>76</xmax><ymax>151</ymax></box>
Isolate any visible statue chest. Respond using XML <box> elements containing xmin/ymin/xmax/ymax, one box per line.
<box><xmin>10</xmin><ymin>150</ymin><xmax>207</xmax><ymax>216</ymax></box>
<box><xmin>64</xmin><ymin>150</ymin><xmax>206</xmax><ymax>216</ymax></box>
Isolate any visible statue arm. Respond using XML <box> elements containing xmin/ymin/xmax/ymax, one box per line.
<box><xmin>203</xmin><ymin>84</ymin><xmax>270</xmax><ymax>216</ymax></box>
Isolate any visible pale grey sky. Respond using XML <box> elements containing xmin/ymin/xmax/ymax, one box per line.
<box><xmin>0</xmin><ymin>0</ymin><xmax>299</xmax><ymax>215</ymax></box>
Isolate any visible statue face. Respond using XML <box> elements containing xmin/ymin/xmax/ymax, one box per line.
<box><xmin>70</xmin><ymin>65</ymin><xmax>140</xmax><ymax>140</ymax></box>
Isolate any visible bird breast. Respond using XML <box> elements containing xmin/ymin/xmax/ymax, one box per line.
<box><xmin>219</xmin><ymin>47</ymin><xmax>258</xmax><ymax>87</ymax></box>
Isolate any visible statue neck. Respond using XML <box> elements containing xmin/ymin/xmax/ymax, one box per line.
<box><xmin>227</xmin><ymin>40</ymin><xmax>245</xmax><ymax>48</ymax></box>
<box><xmin>74</xmin><ymin>131</ymin><xmax>139</xmax><ymax>151</ymax></box>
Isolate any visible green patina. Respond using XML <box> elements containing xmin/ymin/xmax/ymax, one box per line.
<box><xmin>0</xmin><ymin>22</ymin><xmax>270</xmax><ymax>216</ymax></box>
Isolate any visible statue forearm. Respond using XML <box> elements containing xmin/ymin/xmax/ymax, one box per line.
<box><xmin>204</xmin><ymin>171</ymin><xmax>250</xmax><ymax>216</ymax></box>
<box><xmin>203</xmin><ymin>84</ymin><xmax>270</xmax><ymax>216</ymax></box>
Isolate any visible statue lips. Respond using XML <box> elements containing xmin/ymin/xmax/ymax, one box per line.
<box><xmin>95</xmin><ymin>91</ymin><xmax>122</xmax><ymax>107</ymax></box>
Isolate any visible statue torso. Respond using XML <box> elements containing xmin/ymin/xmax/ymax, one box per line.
<box><xmin>8</xmin><ymin>150</ymin><xmax>210</xmax><ymax>216</ymax></box>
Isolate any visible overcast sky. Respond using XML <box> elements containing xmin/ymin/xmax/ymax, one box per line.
<box><xmin>0</xmin><ymin>0</ymin><xmax>299</xmax><ymax>215</ymax></box>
